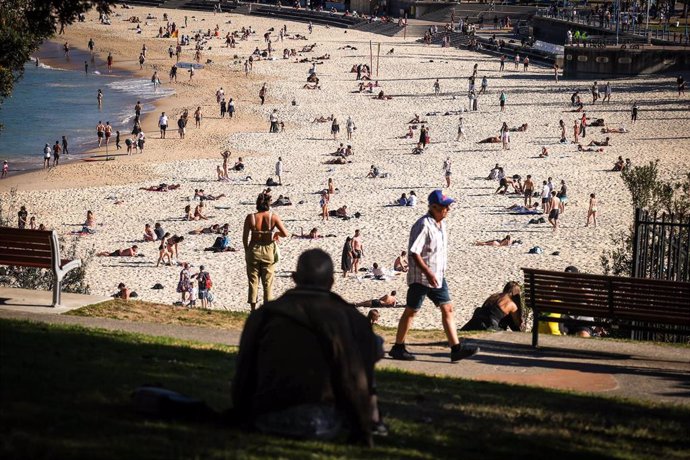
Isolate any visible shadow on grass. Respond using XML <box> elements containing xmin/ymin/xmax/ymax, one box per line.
<box><xmin>1</xmin><ymin>319</ymin><xmax>689</xmax><ymax>459</ymax></box>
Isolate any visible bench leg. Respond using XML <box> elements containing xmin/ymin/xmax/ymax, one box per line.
<box><xmin>52</xmin><ymin>272</ymin><xmax>62</xmax><ymax>308</ymax></box>
<box><xmin>532</xmin><ymin>309</ymin><xmax>539</xmax><ymax>348</ymax></box>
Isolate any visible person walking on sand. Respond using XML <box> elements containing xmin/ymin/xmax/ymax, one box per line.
<box><xmin>389</xmin><ymin>190</ymin><xmax>480</xmax><ymax>362</ymax></box>
<box><xmin>456</xmin><ymin>116</ymin><xmax>466</xmax><ymax>141</ymax></box>
<box><xmin>346</xmin><ymin>116</ymin><xmax>356</xmax><ymax>140</ymax></box>
<box><xmin>585</xmin><ymin>193</ymin><xmax>597</xmax><ymax>227</ymax></box>
<box><xmin>351</xmin><ymin>229</ymin><xmax>364</xmax><ymax>275</ymax></box>
<box><xmin>573</xmin><ymin>119</ymin><xmax>580</xmax><ymax>143</ymax></box>
<box><xmin>158</xmin><ymin>112</ymin><xmax>168</xmax><ymax>139</ymax></box>
<box><xmin>104</xmin><ymin>122</ymin><xmax>112</xmax><ymax>147</ymax></box>
<box><xmin>499</xmin><ymin>91</ymin><xmax>506</xmax><ymax>112</ymax></box>
<box><xmin>548</xmin><ymin>191</ymin><xmax>561</xmax><ymax>232</ymax></box>
<box><xmin>107</xmin><ymin>52</ymin><xmax>113</xmax><ymax>72</ymax></box>
<box><xmin>1</xmin><ymin>160</ymin><xmax>8</xmax><ymax>179</ymax></box>
<box><xmin>52</xmin><ymin>140</ymin><xmax>61</xmax><ymax>167</ymax></box>
<box><xmin>443</xmin><ymin>157</ymin><xmax>452</xmax><ymax>188</ymax></box>
<box><xmin>433</xmin><ymin>79</ymin><xmax>440</xmax><ymax>95</ymax></box>
<box><xmin>269</xmin><ymin>109</ymin><xmax>279</xmax><ymax>133</ymax></box>
<box><xmin>320</xmin><ymin>191</ymin><xmax>329</xmax><ymax>222</ymax></box>
<box><xmin>259</xmin><ymin>83</ymin><xmax>267</xmax><ymax>105</ymax></box>
<box><xmin>194</xmin><ymin>106</ymin><xmax>202</xmax><ymax>128</ymax></box>
<box><xmin>42</xmin><ymin>143</ymin><xmax>51</xmax><ymax>169</ymax></box>
<box><xmin>275</xmin><ymin>157</ymin><xmax>283</xmax><ymax>185</ymax></box>
<box><xmin>62</xmin><ymin>136</ymin><xmax>69</xmax><ymax>155</ymax></box>
<box><xmin>631</xmin><ymin>102</ymin><xmax>639</xmax><ymax>124</ymax></box>
<box><xmin>553</xmin><ymin>63</ymin><xmax>559</xmax><ymax>83</ymax></box>
<box><xmin>523</xmin><ymin>174</ymin><xmax>534</xmax><ymax>206</ymax></box>
<box><xmin>331</xmin><ymin>117</ymin><xmax>340</xmax><ymax>140</ymax></box>
<box><xmin>242</xmin><ymin>191</ymin><xmax>289</xmax><ymax>311</ymax></box>
<box><xmin>96</xmin><ymin>121</ymin><xmax>105</xmax><ymax>147</ymax></box>
<box><xmin>139</xmin><ymin>52</ymin><xmax>145</xmax><ymax>69</ymax></box>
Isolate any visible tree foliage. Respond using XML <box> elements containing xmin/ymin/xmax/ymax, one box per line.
<box><xmin>601</xmin><ymin>163</ymin><xmax>690</xmax><ymax>276</ymax></box>
<box><xmin>0</xmin><ymin>1</ymin><xmax>114</xmax><ymax>107</ymax></box>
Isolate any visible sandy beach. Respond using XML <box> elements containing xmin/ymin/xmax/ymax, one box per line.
<box><xmin>2</xmin><ymin>5</ymin><xmax>689</xmax><ymax>328</ymax></box>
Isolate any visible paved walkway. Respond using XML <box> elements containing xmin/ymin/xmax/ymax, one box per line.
<box><xmin>2</xmin><ymin>309</ymin><xmax>689</xmax><ymax>406</ymax></box>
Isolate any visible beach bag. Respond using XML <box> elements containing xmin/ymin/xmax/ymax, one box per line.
<box><xmin>528</xmin><ymin>246</ymin><xmax>543</xmax><ymax>255</ymax></box>
<box><xmin>200</xmin><ymin>272</ymin><xmax>212</xmax><ymax>290</ymax></box>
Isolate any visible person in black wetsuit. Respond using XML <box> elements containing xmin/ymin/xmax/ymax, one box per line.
<box><xmin>460</xmin><ymin>281</ymin><xmax>523</xmax><ymax>331</ymax></box>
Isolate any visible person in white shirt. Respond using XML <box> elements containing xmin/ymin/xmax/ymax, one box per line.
<box><xmin>158</xmin><ymin>112</ymin><xmax>168</xmax><ymax>139</ymax></box>
<box><xmin>43</xmin><ymin>143</ymin><xmax>51</xmax><ymax>169</ymax></box>
<box><xmin>541</xmin><ymin>180</ymin><xmax>551</xmax><ymax>213</ymax></box>
<box><xmin>389</xmin><ymin>190</ymin><xmax>479</xmax><ymax>362</ymax></box>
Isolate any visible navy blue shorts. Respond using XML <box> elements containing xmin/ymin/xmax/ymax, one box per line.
<box><xmin>406</xmin><ymin>279</ymin><xmax>451</xmax><ymax>311</ymax></box>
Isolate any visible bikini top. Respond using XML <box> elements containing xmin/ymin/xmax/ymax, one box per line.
<box><xmin>250</xmin><ymin>211</ymin><xmax>274</xmax><ymax>236</ymax></box>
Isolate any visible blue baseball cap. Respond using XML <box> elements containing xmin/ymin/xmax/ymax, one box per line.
<box><xmin>428</xmin><ymin>190</ymin><xmax>455</xmax><ymax>207</ymax></box>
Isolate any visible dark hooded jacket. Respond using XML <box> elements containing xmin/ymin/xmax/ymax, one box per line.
<box><xmin>232</xmin><ymin>287</ymin><xmax>379</xmax><ymax>446</ymax></box>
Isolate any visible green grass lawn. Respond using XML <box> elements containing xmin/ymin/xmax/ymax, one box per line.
<box><xmin>2</xmin><ymin>319</ymin><xmax>690</xmax><ymax>459</ymax></box>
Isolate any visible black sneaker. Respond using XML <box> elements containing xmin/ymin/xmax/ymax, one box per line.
<box><xmin>450</xmin><ymin>345</ymin><xmax>479</xmax><ymax>362</ymax></box>
<box><xmin>388</xmin><ymin>344</ymin><xmax>416</xmax><ymax>361</ymax></box>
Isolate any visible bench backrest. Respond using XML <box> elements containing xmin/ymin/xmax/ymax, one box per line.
<box><xmin>0</xmin><ymin>227</ymin><xmax>59</xmax><ymax>270</ymax></box>
<box><xmin>522</xmin><ymin>268</ymin><xmax>690</xmax><ymax>327</ymax></box>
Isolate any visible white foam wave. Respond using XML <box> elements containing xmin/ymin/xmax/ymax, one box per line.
<box><xmin>106</xmin><ymin>78</ymin><xmax>175</xmax><ymax>100</ymax></box>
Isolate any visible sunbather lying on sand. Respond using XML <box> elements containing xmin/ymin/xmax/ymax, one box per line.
<box><xmin>194</xmin><ymin>189</ymin><xmax>226</xmax><ymax>200</ymax></box>
<box><xmin>140</xmin><ymin>183</ymin><xmax>180</xmax><ymax>192</ymax></box>
<box><xmin>602</xmin><ymin>125</ymin><xmax>628</xmax><ymax>133</ymax></box>
<box><xmin>577</xmin><ymin>144</ymin><xmax>604</xmax><ymax>152</ymax></box>
<box><xmin>507</xmin><ymin>204</ymin><xmax>541</xmax><ymax>214</ymax></box>
<box><xmin>312</xmin><ymin>115</ymin><xmax>334</xmax><ymax>123</ymax></box>
<box><xmin>292</xmin><ymin>227</ymin><xmax>323</xmax><ymax>239</ymax></box>
<box><xmin>478</xmin><ymin>136</ymin><xmax>501</xmax><ymax>144</ymax></box>
<box><xmin>509</xmin><ymin>123</ymin><xmax>529</xmax><ymax>132</ymax></box>
<box><xmin>474</xmin><ymin>235</ymin><xmax>513</xmax><ymax>246</ymax></box>
<box><xmin>587</xmin><ymin>137</ymin><xmax>610</xmax><ymax>147</ymax></box>
<box><xmin>355</xmin><ymin>290</ymin><xmax>398</xmax><ymax>308</ymax></box>
<box><xmin>189</xmin><ymin>223</ymin><xmax>228</xmax><ymax>235</ymax></box>
<box><xmin>97</xmin><ymin>245</ymin><xmax>139</xmax><ymax>256</ymax></box>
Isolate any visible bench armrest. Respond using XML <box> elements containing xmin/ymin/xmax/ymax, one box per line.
<box><xmin>58</xmin><ymin>258</ymin><xmax>82</xmax><ymax>274</ymax></box>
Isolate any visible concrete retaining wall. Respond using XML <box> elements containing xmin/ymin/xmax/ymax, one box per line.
<box><xmin>563</xmin><ymin>46</ymin><xmax>690</xmax><ymax>76</ymax></box>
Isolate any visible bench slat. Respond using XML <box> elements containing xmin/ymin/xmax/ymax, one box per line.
<box><xmin>0</xmin><ymin>247</ymin><xmax>53</xmax><ymax>258</ymax></box>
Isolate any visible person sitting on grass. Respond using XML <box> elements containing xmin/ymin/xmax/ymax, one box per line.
<box><xmin>232</xmin><ymin>249</ymin><xmax>386</xmax><ymax>445</ymax></box>
<box><xmin>460</xmin><ymin>281</ymin><xmax>523</xmax><ymax>331</ymax></box>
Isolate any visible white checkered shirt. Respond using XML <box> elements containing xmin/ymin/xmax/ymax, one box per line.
<box><xmin>407</xmin><ymin>214</ymin><xmax>447</xmax><ymax>287</ymax></box>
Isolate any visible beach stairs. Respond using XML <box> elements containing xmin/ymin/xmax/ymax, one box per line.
<box><xmin>424</xmin><ymin>31</ymin><xmax>471</xmax><ymax>48</ymax></box>
<box><xmin>350</xmin><ymin>21</ymin><xmax>409</xmax><ymax>37</ymax></box>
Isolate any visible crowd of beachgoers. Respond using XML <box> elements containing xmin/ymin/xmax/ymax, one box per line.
<box><xmin>2</xmin><ymin>5</ymin><xmax>688</xmax><ymax>328</ymax></box>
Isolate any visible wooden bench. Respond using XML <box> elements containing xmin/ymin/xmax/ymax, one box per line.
<box><xmin>523</xmin><ymin>268</ymin><xmax>690</xmax><ymax>347</ymax></box>
<box><xmin>0</xmin><ymin>227</ymin><xmax>82</xmax><ymax>307</ymax></box>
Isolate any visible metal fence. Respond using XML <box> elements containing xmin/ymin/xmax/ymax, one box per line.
<box><xmin>536</xmin><ymin>7</ymin><xmax>690</xmax><ymax>45</ymax></box>
<box><xmin>631</xmin><ymin>208</ymin><xmax>690</xmax><ymax>342</ymax></box>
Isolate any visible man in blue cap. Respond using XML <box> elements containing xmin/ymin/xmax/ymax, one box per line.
<box><xmin>389</xmin><ymin>190</ymin><xmax>479</xmax><ymax>362</ymax></box>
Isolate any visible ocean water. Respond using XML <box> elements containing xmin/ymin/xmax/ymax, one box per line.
<box><xmin>0</xmin><ymin>58</ymin><xmax>173</xmax><ymax>172</ymax></box>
